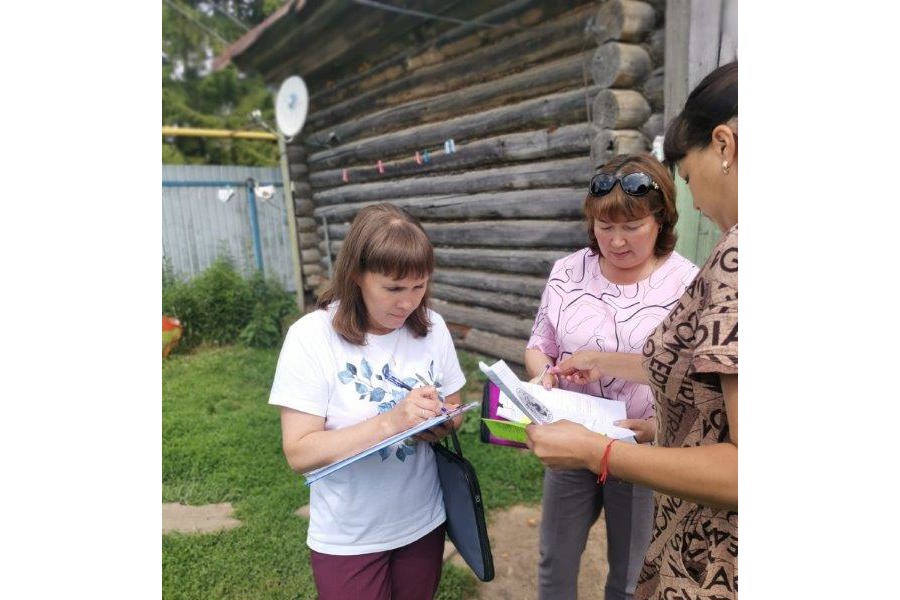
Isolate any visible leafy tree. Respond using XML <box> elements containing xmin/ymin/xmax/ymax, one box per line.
<box><xmin>162</xmin><ymin>1</ymin><xmax>283</xmax><ymax>166</ymax></box>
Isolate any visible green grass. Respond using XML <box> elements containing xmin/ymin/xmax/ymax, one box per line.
<box><xmin>163</xmin><ymin>345</ymin><xmax>543</xmax><ymax>600</ymax></box>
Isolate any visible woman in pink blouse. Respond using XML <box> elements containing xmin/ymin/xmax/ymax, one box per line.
<box><xmin>525</xmin><ymin>153</ymin><xmax>698</xmax><ymax>600</ymax></box>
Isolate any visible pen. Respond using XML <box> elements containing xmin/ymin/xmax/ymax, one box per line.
<box><xmin>383</xmin><ymin>368</ymin><xmax>447</xmax><ymax>414</ymax></box>
<box><xmin>536</xmin><ymin>363</ymin><xmax>551</xmax><ymax>387</ymax></box>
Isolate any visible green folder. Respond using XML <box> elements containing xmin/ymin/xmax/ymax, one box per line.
<box><xmin>481</xmin><ymin>418</ymin><xmax>529</xmax><ymax>444</ymax></box>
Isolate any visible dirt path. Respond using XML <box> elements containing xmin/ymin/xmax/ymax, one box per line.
<box><xmin>164</xmin><ymin>502</ymin><xmax>610</xmax><ymax>598</ymax></box>
<box><xmin>450</xmin><ymin>504</ymin><xmax>609</xmax><ymax>600</ymax></box>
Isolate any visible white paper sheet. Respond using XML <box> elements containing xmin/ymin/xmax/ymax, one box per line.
<box><xmin>480</xmin><ymin>359</ymin><xmax>636</xmax><ymax>440</ymax></box>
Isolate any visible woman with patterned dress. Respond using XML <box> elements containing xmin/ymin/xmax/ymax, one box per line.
<box><xmin>525</xmin><ymin>153</ymin><xmax>698</xmax><ymax>600</ymax></box>
<box><xmin>268</xmin><ymin>203</ymin><xmax>466</xmax><ymax>600</ymax></box>
<box><xmin>525</xmin><ymin>61</ymin><xmax>739</xmax><ymax>600</ymax></box>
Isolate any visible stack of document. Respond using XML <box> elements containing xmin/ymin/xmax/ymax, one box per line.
<box><xmin>479</xmin><ymin>359</ymin><xmax>636</xmax><ymax>442</ymax></box>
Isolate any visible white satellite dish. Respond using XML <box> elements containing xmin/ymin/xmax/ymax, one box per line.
<box><xmin>274</xmin><ymin>75</ymin><xmax>309</xmax><ymax>138</ymax></box>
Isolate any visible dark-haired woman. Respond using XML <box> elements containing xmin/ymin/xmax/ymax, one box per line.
<box><xmin>269</xmin><ymin>203</ymin><xmax>466</xmax><ymax>600</ymax></box>
<box><xmin>525</xmin><ymin>153</ymin><xmax>698</xmax><ymax>600</ymax></box>
<box><xmin>525</xmin><ymin>61</ymin><xmax>739</xmax><ymax>600</ymax></box>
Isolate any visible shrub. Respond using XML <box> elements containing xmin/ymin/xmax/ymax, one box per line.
<box><xmin>240</xmin><ymin>271</ymin><xmax>300</xmax><ymax>348</ymax></box>
<box><xmin>162</xmin><ymin>256</ymin><xmax>298</xmax><ymax>352</ymax></box>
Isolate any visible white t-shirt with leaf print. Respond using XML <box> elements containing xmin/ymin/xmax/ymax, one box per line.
<box><xmin>269</xmin><ymin>303</ymin><xmax>466</xmax><ymax>555</ymax></box>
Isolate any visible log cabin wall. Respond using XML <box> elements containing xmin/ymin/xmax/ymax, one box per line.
<box><xmin>226</xmin><ymin>0</ymin><xmax>668</xmax><ymax>366</ymax></box>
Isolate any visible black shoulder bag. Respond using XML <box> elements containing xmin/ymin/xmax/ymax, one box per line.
<box><xmin>432</xmin><ymin>428</ymin><xmax>495</xmax><ymax>582</ymax></box>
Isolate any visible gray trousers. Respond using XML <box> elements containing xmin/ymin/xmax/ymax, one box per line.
<box><xmin>538</xmin><ymin>468</ymin><xmax>654</xmax><ymax>600</ymax></box>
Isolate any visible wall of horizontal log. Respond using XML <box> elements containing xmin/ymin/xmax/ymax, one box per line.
<box><xmin>273</xmin><ymin>0</ymin><xmax>667</xmax><ymax>366</ymax></box>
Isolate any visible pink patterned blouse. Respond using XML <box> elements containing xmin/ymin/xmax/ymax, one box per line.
<box><xmin>527</xmin><ymin>248</ymin><xmax>698</xmax><ymax>419</ymax></box>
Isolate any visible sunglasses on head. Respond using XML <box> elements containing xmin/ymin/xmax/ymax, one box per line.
<box><xmin>588</xmin><ymin>171</ymin><xmax>660</xmax><ymax>197</ymax></box>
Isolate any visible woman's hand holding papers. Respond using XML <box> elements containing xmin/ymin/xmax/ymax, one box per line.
<box><xmin>615</xmin><ymin>417</ymin><xmax>656</xmax><ymax>444</ymax></box>
<box><xmin>525</xmin><ymin>419</ymin><xmax>610</xmax><ymax>472</ymax></box>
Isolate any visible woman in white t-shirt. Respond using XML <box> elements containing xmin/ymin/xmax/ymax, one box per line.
<box><xmin>269</xmin><ymin>202</ymin><xmax>466</xmax><ymax>600</ymax></box>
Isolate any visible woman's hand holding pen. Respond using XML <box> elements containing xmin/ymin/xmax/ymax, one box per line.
<box><xmin>387</xmin><ymin>386</ymin><xmax>442</xmax><ymax>433</ymax></box>
<box><xmin>529</xmin><ymin>362</ymin><xmax>558</xmax><ymax>390</ymax></box>
<box><xmin>551</xmin><ymin>351</ymin><xmax>606</xmax><ymax>385</ymax></box>
<box><xmin>414</xmin><ymin>394</ymin><xmax>461</xmax><ymax>443</ymax></box>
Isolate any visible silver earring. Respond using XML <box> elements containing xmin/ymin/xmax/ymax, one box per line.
<box><xmin>722</xmin><ymin>161</ymin><xmax>729</xmax><ymax>174</ymax></box>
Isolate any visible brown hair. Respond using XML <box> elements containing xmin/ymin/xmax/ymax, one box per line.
<box><xmin>584</xmin><ymin>153</ymin><xmax>678</xmax><ymax>257</ymax></box>
<box><xmin>316</xmin><ymin>203</ymin><xmax>434</xmax><ymax>345</ymax></box>
<box><xmin>663</xmin><ymin>61</ymin><xmax>738</xmax><ymax>165</ymax></box>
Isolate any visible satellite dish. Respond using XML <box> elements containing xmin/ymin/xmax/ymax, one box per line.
<box><xmin>274</xmin><ymin>76</ymin><xmax>309</xmax><ymax>138</ymax></box>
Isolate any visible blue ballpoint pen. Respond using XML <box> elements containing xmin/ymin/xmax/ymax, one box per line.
<box><xmin>383</xmin><ymin>368</ymin><xmax>447</xmax><ymax>414</ymax></box>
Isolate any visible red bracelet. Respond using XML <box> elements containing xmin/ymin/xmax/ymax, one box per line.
<box><xmin>598</xmin><ymin>439</ymin><xmax>617</xmax><ymax>484</ymax></box>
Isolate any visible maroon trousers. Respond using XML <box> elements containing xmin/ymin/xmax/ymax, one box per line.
<box><xmin>309</xmin><ymin>524</ymin><xmax>446</xmax><ymax>600</ymax></box>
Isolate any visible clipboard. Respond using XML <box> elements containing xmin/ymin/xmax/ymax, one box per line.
<box><xmin>303</xmin><ymin>401</ymin><xmax>480</xmax><ymax>485</ymax></box>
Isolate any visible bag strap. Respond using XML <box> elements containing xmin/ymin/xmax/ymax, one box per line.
<box><xmin>443</xmin><ymin>426</ymin><xmax>463</xmax><ymax>458</ymax></box>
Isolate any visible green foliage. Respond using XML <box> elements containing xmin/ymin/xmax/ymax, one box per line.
<box><xmin>436</xmin><ymin>564</ymin><xmax>478</xmax><ymax>600</ymax></box>
<box><xmin>162</xmin><ymin>1</ymin><xmax>281</xmax><ymax>166</ymax></box>
<box><xmin>162</xmin><ymin>257</ymin><xmax>297</xmax><ymax>351</ymax></box>
<box><xmin>163</xmin><ymin>347</ymin><xmax>542</xmax><ymax>599</ymax></box>
<box><xmin>240</xmin><ymin>272</ymin><xmax>300</xmax><ymax>348</ymax></box>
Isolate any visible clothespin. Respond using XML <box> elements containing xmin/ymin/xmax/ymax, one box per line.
<box><xmin>415</xmin><ymin>151</ymin><xmax>422</xmax><ymax>165</ymax></box>
<box><xmin>422</xmin><ymin>149</ymin><xmax>430</xmax><ymax>163</ymax></box>
<box><xmin>342</xmin><ymin>168</ymin><xmax>349</xmax><ymax>183</ymax></box>
<box><xmin>444</xmin><ymin>138</ymin><xmax>456</xmax><ymax>154</ymax></box>
<box><xmin>377</xmin><ymin>160</ymin><xmax>385</xmax><ymax>174</ymax></box>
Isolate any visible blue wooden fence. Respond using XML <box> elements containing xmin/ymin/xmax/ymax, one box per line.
<box><xmin>162</xmin><ymin>165</ymin><xmax>295</xmax><ymax>292</ymax></box>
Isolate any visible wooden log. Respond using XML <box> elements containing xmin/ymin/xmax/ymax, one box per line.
<box><xmin>304</xmin><ymin>5</ymin><xmax>597</xmax><ymax>133</ymax></box>
<box><xmin>305</xmin><ymin>274</ymin><xmax>323</xmax><ymax>290</ymax></box>
<box><xmin>312</xmin><ymin>157</ymin><xmax>590</xmax><ymax>206</ymax></box>
<box><xmin>318</xmin><ymin>241</ymin><xmax>571</xmax><ymax>277</ymax></box>
<box><xmin>645</xmin><ymin>27</ymin><xmax>665</xmax><ymax>66</ymax></box>
<box><xmin>592</xmin><ymin>0</ymin><xmax>656</xmax><ymax>43</ymax></box>
<box><xmin>642</xmin><ymin>67</ymin><xmax>664</xmax><ymax>112</ymax></box>
<box><xmin>315</xmin><ymin>0</ymin><xmax>565</xmax><ymax>106</ymax></box>
<box><xmin>318</xmin><ymin>239</ymin><xmax>337</xmax><ymax>256</ymax></box>
<box><xmin>319</xmin><ymin>220</ymin><xmax>585</xmax><ymax>249</ymax></box>
<box><xmin>292</xmin><ymin>181</ymin><xmax>312</xmax><ymax>197</ymax></box>
<box><xmin>592</xmin><ymin>89</ymin><xmax>651</xmax><ymax>129</ymax></box>
<box><xmin>296</xmin><ymin>217</ymin><xmax>316</xmax><ymax>233</ymax></box>
<box><xmin>306</xmin><ymin>52</ymin><xmax>591</xmax><ymax>147</ymax></box>
<box><xmin>288</xmin><ymin>162</ymin><xmax>308</xmax><ymax>179</ymax></box>
<box><xmin>300</xmin><ymin>248</ymin><xmax>321</xmax><ymax>263</ymax></box>
<box><xmin>432</xmin><ymin>282</ymin><xmax>539</xmax><ymax>318</ymax></box>
<box><xmin>431</xmin><ymin>298</ymin><xmax>535</xmax><ymax>343</ymax></box>
<box><xmin>642</xmin><ymin>0</ymin><xmax>667</xmax><ymax>16</ymax></box>
<box><xmin>433</xmin><ymin>268</ymin><xmax>547</xmax><ymax>299</ymax></box>
<box><xmin>298</xmin><ymin>231</ymin><xmax>319</xmax><ymax>249</ymax></box>
<box><xmin>286</xmin><ymin>144</ymin><xmax>307</xmax><ymax>160</ymax></box>
<box><xmin>308</xmin><ymin>86</ymin><xmax>603</xmax><ymax>170</ymax></box>
<box><xmin>640</xmin><ymin>113</ymin><xmax>664</xmax><ymax>141</ymax></box>
<box><xmin>590</xmin><ymin>42</ymin><xmax>652</xmax><ymax>89</ymax></box>
<box><xmin>302</xmin><ymin>263</ymin><xmax>322</xmax><ymax>276</ymax></box>
<box><xmin>591</xmin><ymin>129</ymin><xmax>649</xmax><ymax>167</ymax></box>
<box><xmin>314</xmin><ymin>187</ymin><xmax>586</xmax><ymax>223</ymax></box>
<box><xmin>426</xmin><ymin>221</ymin><xmax>585</xmax><ymax>249</ymax></box>
<box><xmin>239</xmin><ymin>0</ymin><xmax>353</xmax><ymax>76</ymax></box>
<box><xmin>309</xmin><ymin>124</ymin><xmax>593</xmax><ymax>190</ymax></box>
<box><xmin>293</xmin><ymin>197</ymin><xmax>314</xmax><ymax>215</ymax></box>
<box><xmin>435</xmin><ymin>247</ymin><xmax>566</xmax><ymax>276</ymax></box>
<box><xmin>451</xmin><ymin>325</ymin><xmax>528</xmax><ymax>367</ymax></box>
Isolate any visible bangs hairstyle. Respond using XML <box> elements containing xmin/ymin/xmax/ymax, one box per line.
<box><xmin>584</xmin><ymin>153</ymin><xmax>678</xmax><ymax>257</ymax></box>
<box><xmin>663</xmin><ymin>61</ymin><xmax>738</xmax><ymax>166</ymax></box>
<box><xmin>317</xmin><ymin>203</ymin><xmax>434</xmax><ymax>345</ymax></box>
